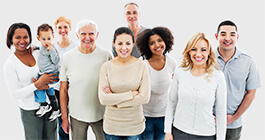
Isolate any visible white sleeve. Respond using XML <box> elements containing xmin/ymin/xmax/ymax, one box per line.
<box><xmin>215</xmin><ymin>71</ymin><xmax>227</xmax><ymax>140</ymax></box>
<box><xmin>164</xmin><ymin>69</ymin><xmax>179</xmax><ymax>133</ymax></box>
<box><xmin>3</xmin><ymin>60</ymin><xmax>37</xmax><ymax>100</ymax></box>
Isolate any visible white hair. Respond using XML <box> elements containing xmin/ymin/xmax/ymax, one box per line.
<box><xmin>75</xmin><ymin>19</ymin><xmax>98</xmax><ymax>34</ymax></box>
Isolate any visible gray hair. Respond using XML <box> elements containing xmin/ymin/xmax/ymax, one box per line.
<box><xmin>75</xmin><ymin>19</ymin><xmax>98</xmax><ymax>34</ymax></box>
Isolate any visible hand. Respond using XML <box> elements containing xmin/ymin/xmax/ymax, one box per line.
<box><xmin>165</xmin><ymin>133</ymin><xmax>173</xmax><ymax>140</ymax></box>
<box><xmin>131</xmin><ymin>90</ymin><xmax>139</xmax><ymax>98</ymax></box>
<box><xmin>46</xmin><ymin>44</ymin><xmax>53</xmax><ymax>51</ymax></box>
<box><xmin>103</xmin><ymin>86</ymin><xmax>112</xmax><ymax>94</ymax></box>
<box><xmin>39</xmin><ymin>73</ymin><xmax>58</xmax><ymax>84</ymax></box>
<box><xmin>61</xmin><ymin>118</ymin><xmax>70</xmax><ymax>134</ymax></box>
<box><xmin>227</xmin><ymin>114</ymin><xmax>237</xmax><ymax>125</ymax></box>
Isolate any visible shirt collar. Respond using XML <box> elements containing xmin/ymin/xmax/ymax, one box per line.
<box><xmin>217</xmin><ymin>47</ymin><xmax>242</xmax><ymax>61</ymax></box>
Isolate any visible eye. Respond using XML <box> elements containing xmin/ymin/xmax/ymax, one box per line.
<box><xmin>64</xmin><ymin>26</ymin><xmax>68</xmax><ymax>29</ymax></box>
<box><xmin>149</xmin><ymin>41</ymin><xmax>154</xmax><ymax>46</ymax></box>
<box><xmin>191</xmin><ymin>48</ymin><xmax>197</xmax><ymax>51</ymax></box>
<box><xmin>126</xmin><ymin>11</ymin><xmax>131</xmax><ymax>15</ymax></box>
<box><xmin>126</xmin><ymin>42</ymin><xmax>131</xmax><ymax>45</ymax></box>
<box><xmin>220</xmin><ymin>33</ymin><xmax>226</xmax><ymax>36</ymax></box>
<box><xmin>81</xmin><ymin>33</ymin><xmax>86</xmax><ymax>36</ymax></box>
<box><xmin>158</xmin><ymin>38</ymin><xmax>163</xmax><ymax>42</ymax></box>
<box><xmin>201</xmin><ymin>48</ymin><xmax>207</xmax><ymax>51</ymax></box>
<box><xmin>23</xmin><ymin>36</ymin><xmax>28</xmax><ymax>39</ymax></box>
<box><xmin>42</xmin><ymin>38</ymin><xmax>45</xmax><ymax>41</ymax></box>
<box><xmin>89</xmin><ymin>32</ymin><xmax>94</xmax><ymax>36</ymax></box>
<box><xmin>48</xmin><ymin>38</ymin><xmax>51</xmax><ymax>40</ymax></box>
<box><xmin>58</xmin><ymin>27</ymin><xmax>62</xmax><ymax>29</ymax></box>
<box><xmin>16</xmin><ymin>36</ymin><xmax>21</xmax><ymax>39</ymax></box>
<box><xmin>133</xmin><ymin>11</ymin><xmax>138</xmax><ymax>15</ymax></box>
<box><xmin>118</xmin><ymin>42</ymin><xmax>123</xmax><ymax>45</ymax></box>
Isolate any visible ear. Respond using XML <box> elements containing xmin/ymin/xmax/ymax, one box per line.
<box><xmin>95</xmin><ymin>32</ymin><xmax>99</xmax><ymax>40</ymax></box>
<box><xmin>37</xmin><ymin>36</ymin><xmax>40</xmax><ymax>41</ymax></box>
<box><xmin>236</xmin><ymin>34</ymin><xmax>239</xmax><ymax>40</ymax></box>
<box><xmin>76</xmin><ymin>33</ymin><xmax>79</xmax><ymax>39</ymax></box>
<box><xmin>112</xmin><ymin>41</ymin><xmax>115</xmax><ymax>47</ymax></box>
<box><xmin>52</xmin><ymin>34</ymin><xmax>55</xmax><ymax>39</ymax></box>
<box><xmin>214</xmin><ymin>33</ymin><xmax>218</xmax><ymax>40</ymax></box>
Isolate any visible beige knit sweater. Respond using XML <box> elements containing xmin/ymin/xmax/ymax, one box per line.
<box><xmin>98</xmin><ymin>59</ymin><xmax>150</xmax><ymax>136</ymax></box>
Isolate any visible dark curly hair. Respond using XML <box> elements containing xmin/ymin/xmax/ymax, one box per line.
<box><xmin>136</xmin><ymin>27</ymin><xmax>174</xmax><ymax>60</ymax></box>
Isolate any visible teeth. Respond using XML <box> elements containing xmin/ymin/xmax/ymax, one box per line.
<box><xmin>19</xmin><ymin>45</ymin><xmax>26</xmax><ymax>48</ymax></box>
<box><xmin>120</xmin><ymin>51</ymin><xmax>128</xmax><ymax>55</ymax></box>
<box><xmin>84</xmin><ymin>41</ymin><xmax>91</xmax><ymax>43</ymax></box>
<box><xmin>155</xmin><ymin>48</ymin><xmax>162</xmax><ymax>51</ymax></box>
<box><xmin>195</xmin><ymin>57</ymin><xmax>203</xmax><ymax>61</ymax></box>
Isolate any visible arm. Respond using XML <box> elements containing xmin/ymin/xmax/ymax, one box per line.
<box><xmin>227</xmin><ymin>89</ymin><xmax>256</xmax><ymax>125</ymax></box>
<box><xmin>60</xmin><ymin>81</ymin><xmax>70</xmax><ymax>134</ymax></box>
<box><xmin>116</xmin><ymin>63</ymin><xmax>150</xmax><ymax>108</ymax></box>
<box><xmin>48</xmin><ymin>46</ymin><xmax>60</xmax><ymax>65</ymax></box>
<box><xmin>111</xmin><ymin>44</ymin><xmax>117</xmax><ymax>57</ymax></box>
<box><xmin>98</xmin><ymin>63</ymin><xmax>135</xmax><ymax>105</ymax></box>
<box><xmin>215</xmin><ymin>72</ymin><xmax>227</xmax><ymax>140</ymax></box>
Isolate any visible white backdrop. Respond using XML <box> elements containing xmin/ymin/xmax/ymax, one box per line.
<box><xmin>0</xmin><ymin>0</ymin><xmax>264</xmax><ymax>139</ymax></box>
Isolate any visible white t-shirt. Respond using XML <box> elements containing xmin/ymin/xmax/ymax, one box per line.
<box><xmin>60</xmin><ymin>46</ymin><xmax>112</xmax><ymax>122</ymax></box>
<box><xmin>143</xmin><ymin>55</ymin><xmax>177</xmax><ymax>117</ymax></box>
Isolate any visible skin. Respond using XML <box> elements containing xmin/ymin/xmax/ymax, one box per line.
<box><xmin>148</xmin><ymin>34</ymin><xmax>166</xmax><ymax>71</ymax></box>
<box><xmin>37</xmin><ymin>30</ymin><xmax>54</xmax><ymax>51</ymax></box>
<box><xmin>124</xmin><ymin>4</ymin><xmax>142</xmax><ymax>39</ymax></box>
<box><xmin>215</xmin><ymin>25</ymin><xmax>256</xmax><ymax>126</ymax></box>
<box><xmin>56</xmin><ymin>21</ymin><xmax>71</xmax><ymax>48</ymax></box>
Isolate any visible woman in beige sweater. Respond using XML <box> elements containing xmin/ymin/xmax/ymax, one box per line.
<box><xmin>98</xmin><ymin>27</ymin><xmax>150</xmax><ymax>140</ymax></box>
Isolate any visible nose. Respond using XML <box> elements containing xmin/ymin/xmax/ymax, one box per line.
<box><xmin>195</xmin><ymin>50</ymin><xmax>202</xmax><ymax>56</ymax></box>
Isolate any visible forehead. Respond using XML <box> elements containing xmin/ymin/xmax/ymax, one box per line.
<box><xmin>116</xmin><ymin>33</ymin><xmax>133</xmax><ymax>41</ymax></box>
<box><xmin>125</xmin><ymin>4</ymin><xmax>138</xmax><ymax>12</ymax></box>
<box><xmin>14</xmin><ymin>28</ymin><xmax>28</xmax><ymax>35</ymax></box>
<box><xmin>219</xmin><ymin>25</ymin><xmax>237</xmax><ymax>33</ymax></box>
<box><xmin>57</xmin><ymin>21</ymin><xmax>70</xmax><ymax>26</ymax></box>
<box><xmin>79</xmin><ymin>24</ymin><xmax>96</xmax><ymax>33</ymax></box>
<box><xmin>149</xmin><ymin>34</ymin><xmax>161</xmax><ymax>41</ymax></box>
<box><xmin>194</xmin><ymin>39</ymin><xmax>208</xmax><ymax>48</ymax></box>
<box><xmin>39</xmin><ymin>30</ymin><xmax>53</xmax><ymax>36</ymax></box>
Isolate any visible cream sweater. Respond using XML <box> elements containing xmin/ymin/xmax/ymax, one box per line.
<box><xmin>98</xmin><ymin>60</ymin><xmax>150</xmax><ymax>136</ymax></box>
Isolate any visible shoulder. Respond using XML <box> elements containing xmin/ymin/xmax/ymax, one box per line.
<box><xmin>166</xmin><ymin>55</ymin><xmax>177</xmax><ymax>66</ymax></box>
<box><xmin>96</xmin><ymin>46</ymin><xmax>112</xmax><ymax>56</ymax></box>
<box><xmin>212</xmin><ymin>69</ymin><xmax>225</xmax><ymax>80</ymax></box>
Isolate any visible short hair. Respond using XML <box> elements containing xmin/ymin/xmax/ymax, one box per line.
<box><xmin>181</xmin><ymin>32</ymin><xmax>217</xmax><ymax>81</ymax></box>
<box><xmin>113</xmin><ymin>27</ymin><xmax>135</xmax><ymax>43</ymax></box>
<box><xmin>6</xmin><ymin>22</ymin><xmax>32</xmax><ymax>49</ymax></box>
<box><xmin>217</xmin><ymin>20</ymin><xmax>237</xmax><ymax>33</ymax></box>
<box><xmin>37</xmin><ymin>24</ymin><xmax>54</xmax><ymax>36</ymax></box>
<box><xmin>136</xmin><ymin>27</ymin><xmax>174</xmax><ymax>60</ymax></box>
<box><xmin>124</xmin><ymin>2</ymin><xmax>138</xmax><ymax>9</ymax></box>
<box><xmin>54</xmin><ymin>16</ymin><xmax>72</xmax><ymax>29</ymax></box>
<box><xmin>75</xmin><ymin>19</ymin><xmax>98</xmax><ymax>34</ymax></box>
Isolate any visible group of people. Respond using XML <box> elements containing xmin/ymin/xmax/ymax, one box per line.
<box><xmin>3</xmin><ymin>2</ymin><xmax>260</xmax><ymax>140</ymax></box>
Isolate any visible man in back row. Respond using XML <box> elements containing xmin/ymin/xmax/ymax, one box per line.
<box><xmin>215</xmin><ymin>20</ymin><xmax>261</xmax><ymax>140</ymax></box>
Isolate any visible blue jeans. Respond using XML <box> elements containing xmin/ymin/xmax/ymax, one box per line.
<box><xmin>34</xmin><ymin>72</ymin><xmax>58</xmax><ymax>103</ymax></box>
<box><xmin>142</xmin><ymin>117</ymin><xmax>165</xmax><ymax>140</ymax></box>
<box><xmin>20</xmin><ymin>108</ymin><xmax>57</xmax><ymax>140</ymax></box>
<box><xmin>104</xmin><ymin>132</ymin><xmax>142</xmax><ymax>140</ymax></box>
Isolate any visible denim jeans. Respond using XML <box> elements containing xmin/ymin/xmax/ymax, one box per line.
<box><xmin>142</xmin><ymin>117</ymin><xmax>165</xmax><ymax>140</ymax></box>
<box><xmin>34</xmin><ymin>72</ymin><xmax>59</xmax><ymax>103</ymax></box>
<box><xmin>104</xmin><ymin>132</ymin><xmax>142</xmax><ymax>140</ymax></box>
<box><xmin>226</xmin><ymin>126</ymin><xmax>242</xmax><ymax>140</ymax></box>
<box><xmin>20</xmin><ymin>108</ymin><xmax>57</xmax><ymax>140</ymax></box>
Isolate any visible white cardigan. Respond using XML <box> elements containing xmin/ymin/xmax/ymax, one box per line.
<box><xmin>165</xmin><ymin>68</ymin><xmax>227</xmax><ymax>140</ymax></box>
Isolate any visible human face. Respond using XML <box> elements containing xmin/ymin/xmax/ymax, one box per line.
<box><xmin>56</xmin><ymin>21</ymin><xmax>71</xmax><ymax>39</ymax></box>
<box><xmin>124</xmin><ymin>4</ymin><xmax>140</xmax><ymax>25</ymax></box>
<box><xmin>12</xmin><ymin>28</ymin><xmax>30</xmax><ymax>51</ymax></box>
<box><xmin>113</xmin><ymin>33</ymin><xmax>134</xmax><ymax>58</ymax></box>
<box><xmin>148</xmin><ymin>34</ymin><xmax>166</xmax><ymax>56</ymax></box>
<box><xmin>77</xmin><ymin>24</ymin><xmax>98</xmax><ymax>49</ymax></box>
<box><xmin>215</xmin><ymin>25</ymin><xmax>239</xmax><ymax>51</ymax></box>
<box><xmin>189</xmin><ymin>39</ymin><xmax>210</xmax><ymax>68</ymax></box>
<box><xmin>37</xmin><ymin>30</ymin><xmax>54</xmax><ymax>48</ymax></box>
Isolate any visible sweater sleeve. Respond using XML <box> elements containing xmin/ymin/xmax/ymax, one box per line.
<box><xmin>3</xmin><ymin>59</ymin><xmax>37</xmax><ymax>100</ymax></box>
<box><xmin>215</xmin><ymin>71</ymin><xmax>227</xmax><ymax>140</ymax></box>
<box><xmin>164</xmin><ymin>68</ymin><xmax>179</xmax><ymax>133</ymax></box>
<box><xmin>48</xmin><ymin>46</ymin><xmax>60</xmax><ymax>65</ymax></box>
<box><xmin>116</xmin><ymin>62</ymin><xmax>150</xmax><ymax>108</ymax></box>
<box><xmin>98</xmin><ymin>63</ymin><xmax>135</xmax><ymax>105</ymax></box>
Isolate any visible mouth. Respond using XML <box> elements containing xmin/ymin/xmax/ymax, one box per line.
<box><xmin>129</xmin><ymin>18</ymin><xmax>136</xmax><ymax>22</ymax></box>
<box><xmin>223</xmin><ymin>41</ymin><xmax>233</xmax><ymax>46</ymax></box>
<box><xmin>84</xmin><ymin>40</ymin><xmax>92</xmax><ymax>43</ymax></box>
<box><xmin>18</xmin><ymin>44</ymin><xmax>26</xmax><ymax>48</ymax></box>
<box><xmin>60</xmin><ymin>32</ymin><xmax>67</xmax><ymax>36</ymax></box>
<box><xmin>194</xmin><ymin>57</ymin><xmax>203</xmax><ymax>62</ymax></box>
<box><xmin>154</xmin><ymin>47</ymin><xmax>163</xmax><ymax>52</ymax></box>
<box><xmin>120</xmin><ymin>50</ymin><xmax>128</xmax><ymax>55</ymax></box>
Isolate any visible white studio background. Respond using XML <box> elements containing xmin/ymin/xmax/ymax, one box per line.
<box><xmin>0</xmin><ymin>0</ymin><xmax>264</xmax><ymax>139</ymax></box>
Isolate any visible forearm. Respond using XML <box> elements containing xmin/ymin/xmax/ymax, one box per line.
<box><xmin>60</xmin><ymin>81</ymin><xmax>69</xmax><ymax>120</ymax></box>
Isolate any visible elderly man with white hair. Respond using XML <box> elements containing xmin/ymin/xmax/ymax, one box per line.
<box><xmin>59</xmin><ymin>19</ymin><xmax>113</xmax><ymax>140</ymax></box>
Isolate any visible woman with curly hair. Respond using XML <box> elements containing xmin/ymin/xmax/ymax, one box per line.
<box><xmin>165</xmin><ymin>33</ymin><xmax>227</xmax><ymax>140</ymax></box>
<box><xmin>136</xmin><ymin>27</ymin><xmax>177</xmax><ymax>140</ymax></box>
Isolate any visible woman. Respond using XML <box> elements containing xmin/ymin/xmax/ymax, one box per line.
<box><xmin>54</xmin><ymin>16</ymin><xmax>78</xmax><ymax>140</ymax></box>
<box><xmin>165</xmin><ymin>33</ymin><xmax>227</xmax><ymax>140</ymax></box>
<box><xmin>3</xmin><ymin>23</ymin><xmax>58</xmax><ymax>140</ymax></box>
<box><xmin>136</xmin><ymin>27</ymin><xmax>176</xmax><ymax>140</ymax></box>
<box><xmin>98</xmin><ymin>27</ymin><xmax>150</xmax><ymax>140</ymax></box>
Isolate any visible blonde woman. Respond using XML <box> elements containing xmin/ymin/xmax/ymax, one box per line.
<box><xmin>165</xmin><ymin>33</ymin><xmax>227</xmax><ymax>140</ymax></box>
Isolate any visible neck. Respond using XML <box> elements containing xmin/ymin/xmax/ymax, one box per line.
<box><xmin>128</xmin><ymin>24</ymin><xmax>140</xmax><ymax>32</ymax></box>
<box><xmin>116</xmin><ymin>55</ymin><xmax>134</xmax><ymax>64</ymax></box>
<box><xmin>14</xmin><ymin>49</ymin><xmax>29</xmax><ymax>57</ymax></box>
<box><xmin>58</xmin><ymin>37</ymin><xmax>71</xmax><ymax>48</ymax></box>
<box><xmin>149</xmin><ymin>54</ymin><xmax>165</xmax><ymax>62</ymax></box>
<box><xmin>218</xmin><ymin>47</ymin><xmax>236</xmax><ymax>62</ymax></box>
<box><xmin>191</xmin><ymin>64</ymin><xmax>207</xmax><ymax>77</ymax></box>
<box><xmin>78</xmin><ymin>45</ymin><xmax>96</xmax><ymax>54</ymax></box>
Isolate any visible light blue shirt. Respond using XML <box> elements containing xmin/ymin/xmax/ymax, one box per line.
<box><xmin>216</xmin><ymin>47</ymin><xmax>261</xmax><ymax>128</ymax></box>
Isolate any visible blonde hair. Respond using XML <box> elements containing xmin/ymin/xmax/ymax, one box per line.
<box><xmin>54</xmin><ymin>16</ymin><xmax>72</xmax><ymax>29</ymax></box>
<box><xmin>180</xmin><ymin>32</ymin><xmax>217</xmax><ymax>81</ymax></box>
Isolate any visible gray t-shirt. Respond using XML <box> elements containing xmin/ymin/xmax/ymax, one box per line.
<box><xmin>216</xmin><ymin>47</ymin><xmax>261</xmax><ymax>129</ymax></box>
<box><xmin>112</xmin><ymin>26</ymin><xmax>147</xmax><ymax>58</ymax></box>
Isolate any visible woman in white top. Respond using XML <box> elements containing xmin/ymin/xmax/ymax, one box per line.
<box><xmin>136</xmin><ymin>27</ymin><xmax>177</xmax><ymax>140</ymax></box>
<box><xmin>3</xmin><ymin>23</ymin><xmax>58</xmax><ymax>140</ymax></box>
<box><xmin>165</xmin><ymin>33</ymin><xmax>227</xmax><ymax>140</ymax></box>
<box><xmin>53</xmin><ymin>16</ymin><xmax>78</xmax><ymax>140</ymax></box>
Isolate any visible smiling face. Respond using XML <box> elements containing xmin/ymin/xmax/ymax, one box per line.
<box><xmin>215</xmin><ymin>25</ymin><xmax>239</xmax><ymax>52</ymax></box>
<box><xmin>56</xmin><ymin>21</ymin><xmax>71</xmax><ymax>39</ymax></box>
<box><xmin>114</xmin><ymin>33</ymin><xmax>134</xmax><ymax>58</ymax></box>
<box><xmin>12</xmin><ymin>28</ymin><xmax>30</xmax><ymax>51</ymax></box>
<box><xmin>189</xmin><ymin>39</ymin><xmax>210</xmax><ymax>68</ymax></box>
<box><xmin>77</xmin><ymin>24</ymin><xmax>98</xmax><ymax>49</ymax></box>
<box><xmin>124</xmin><ymin>4</ymin><xmax>140</xmax><ymax>26</ymax></box>
<box><xmin>37</xmin><ymin>29</ymin><xmax>54</xmax><ymax>48</ymax></box>
<box><xmin>148</xmin><ymin>34</ymin><xmax>166</xmax><ymax>56</ymax></box>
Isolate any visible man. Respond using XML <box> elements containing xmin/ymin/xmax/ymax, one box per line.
<box><xmin>60</xmin><ymin>19</ymin><xmax>112</xmax><ymax>140</ymax></box>
<box><xmin>112</xmin><ymin>2</ymin><xmax>147</xmax><ymax>58</ymax></box>
<box><xmin>215</xmin><ymin>20</ymin><xmax>261</xmax><ymax>140</ymax></box>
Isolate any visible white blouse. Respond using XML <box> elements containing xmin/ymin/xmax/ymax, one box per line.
<box><xmin>165</xmin><ymin>68</ymin><xmax>227</xmax><ymax>140</ymax></box>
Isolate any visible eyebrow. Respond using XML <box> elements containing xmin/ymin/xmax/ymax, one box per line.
<box><xmin>220</xmin><ymin>31</ymin><xmax>237</xmax><ymax>34</ymax></box>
